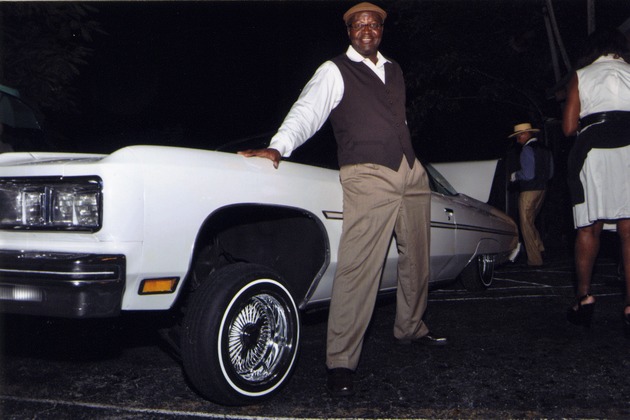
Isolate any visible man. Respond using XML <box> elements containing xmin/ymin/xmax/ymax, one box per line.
<box><xmin>239</xmin><ymin>2</ymin><xmax>446</xmax><ymax>397</ymax></box>
<box><xmin>508</xmin><ymin>122</ymin><xmax>554</xmax><ymax>267</ymax></box>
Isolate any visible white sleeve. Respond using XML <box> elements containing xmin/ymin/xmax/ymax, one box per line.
<box><xmin>269</xmin><ymin>61</ymin><xmax>343</xmax><ymax>157</ymax></box>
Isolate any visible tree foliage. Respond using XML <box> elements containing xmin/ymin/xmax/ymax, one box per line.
<box><xmin>391</xmin><ymin>1</ymin><xmax>553</xmax><ymax>124</ymax></box>
<box><xmin>384</xmin><ymin>0</ymin><xmax>601</xmax><ymax>160</ymax></box>
<box><xmin>0</xmin><ymin>2</ymin><xmax>104</xmax><ymax>114</ymax></box>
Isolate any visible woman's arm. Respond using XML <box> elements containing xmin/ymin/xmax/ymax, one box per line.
<box><xmin>562</xmin><ymin>73</ymin><xmax>581</xmax><ymax>137</ymax></box>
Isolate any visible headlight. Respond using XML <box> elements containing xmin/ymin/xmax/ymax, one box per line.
<box><xmin>0</xmin><ymin>177</ymin><xmax>102</xmax><ymax>231</ymax></box>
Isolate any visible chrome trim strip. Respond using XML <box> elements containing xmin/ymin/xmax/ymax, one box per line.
<box><xmin>0</xmin><ymin>268</ymin><xmax>116</xmax><ymax>277</ymax></box>
<box><xmin>431</xmin><ymin>222</ymin><xmax>516</xmax><ymax>237</ymax></box>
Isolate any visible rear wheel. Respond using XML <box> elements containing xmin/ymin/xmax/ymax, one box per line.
<box><xmin>459</xmin><ymin>254</ymin><xmax>495</xmax><ymax>291</ymax></box>
<box><xmin>181</xmin><ymin>263</ymin><xmax>300</xmax><ymax>406</ymax></box>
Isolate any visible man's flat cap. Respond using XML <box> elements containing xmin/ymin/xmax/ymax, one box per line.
<box><xmin>343</xmin><ymin>2</ymin><xmax>387</xmax><ymax>23</ymax></box>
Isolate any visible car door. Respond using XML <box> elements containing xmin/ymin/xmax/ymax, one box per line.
<box><xmin>429</xmin><ymin>192</ymin><xmax>458</xmax><ymax>282</ymax></box>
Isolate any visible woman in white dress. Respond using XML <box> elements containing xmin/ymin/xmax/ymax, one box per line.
<box><xmin>562</xmin><ymin>27</ymin><xmax>630</xmax><ymax>332</ymax></box>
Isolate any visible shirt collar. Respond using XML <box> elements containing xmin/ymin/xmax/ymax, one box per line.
<box><xmin>346</xmin><ymin>45</ymin><xmax>390</xmax><ymax>68</ymax></box>
<box><xmin>525</xmin><ymin>137</ymin><xmax>538</xmax><ymax>146</ymax></box>
<box><xmin>594</xmin><ymin>54</ymin><xmax>627</xmax><ymax>64</ymax></box>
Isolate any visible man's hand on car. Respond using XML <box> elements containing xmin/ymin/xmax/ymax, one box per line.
<box><xmin>238</xmin><ymin>148</ymin><xmax>282</xmax><ymax>169</ymax></box>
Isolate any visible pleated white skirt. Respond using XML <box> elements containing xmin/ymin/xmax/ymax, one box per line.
<box><xmin>573</xmin><ymin>144</ymin><xmax>630</xmax><ymax>230</ymax></box>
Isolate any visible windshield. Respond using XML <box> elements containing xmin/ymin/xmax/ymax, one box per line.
<box><xmin>424</xmin><ymin>163</ymin><xmax>458</xmax><ymax>196</ymax></box>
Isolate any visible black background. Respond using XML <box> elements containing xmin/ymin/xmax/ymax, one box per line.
<box><xmin>24</xmin><ymin>1</ymin><xmax>630</xmax><ymax>165</ymax></box>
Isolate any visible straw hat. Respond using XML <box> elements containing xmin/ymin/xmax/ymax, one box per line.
<box><xmin>508</xmin><ymin>123</ymin><xmax>540</xmax><ymax>138</ymax></box>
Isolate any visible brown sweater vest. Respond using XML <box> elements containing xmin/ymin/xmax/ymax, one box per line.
<box><xmin>330</xmin><ymin>54</ymin><xmax>415</xmax><ymax>171</ymax></box>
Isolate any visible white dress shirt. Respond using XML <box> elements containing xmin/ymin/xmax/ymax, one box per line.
<box><xmin>269</xmin><ymin>46</ymin><xmax>391</xmax><ymax>157</ymax></box>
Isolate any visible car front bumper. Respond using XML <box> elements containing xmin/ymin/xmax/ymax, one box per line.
<box><xmin>0</xmin><ymin>251</ymin><xmax>125</xmax><ymax>318</ymax></box>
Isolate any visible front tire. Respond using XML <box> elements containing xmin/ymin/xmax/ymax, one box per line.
<box><xmin>181</xmin><ymin>263</ymin><xmax>300</xmax><ymax>406</ymax></box>
<box><xmin>459</xmin><ymin>254</ymin><xmax>495</xmax><ymax>291</ymax></box>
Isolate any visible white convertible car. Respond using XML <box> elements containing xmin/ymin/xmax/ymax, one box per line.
<box><xmin>0</xmin><ymin>145</ymin><xmax>518</xmax><ymax>405</ymax></box>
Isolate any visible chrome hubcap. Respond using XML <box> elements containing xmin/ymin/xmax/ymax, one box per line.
<box><xmin>227</xmin><ymin>294</ymin><xmax>292</xmax><ymax>383</ymax></box>
<box><xmin>478</xmin><ymin>254</ymin><xmax>495</xmax><ymax>287</ymax></box>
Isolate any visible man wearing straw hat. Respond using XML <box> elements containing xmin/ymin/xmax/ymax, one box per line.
<box><xmin>508</xmin><ymin>122</ymin><xmax>554</xmax><ymax>267</ymax></box>
<box><xmin>240</xmin><ymin>2</ymin><xmax>447</xmax><ymax>397</ymax></box>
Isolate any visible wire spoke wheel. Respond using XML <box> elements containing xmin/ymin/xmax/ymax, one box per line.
<box><xmin>227</xmin><ymin>293</ymin><xmax>292</xmax><ymax>383</ymax></box>
<box><xmin>459</xmin><ymin>254</ymin><xmax>495</xmax><ymax>291</ymax></box>
<box><xmin>182</xmin><ymin>263</ymin><xmax>300</xmax><ymax>406</ymax></box>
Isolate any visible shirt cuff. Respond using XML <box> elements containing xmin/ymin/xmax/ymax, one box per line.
<box><xmin>268</xmin><ymin>134</ymin><xmax>292</xmax><ymax>158</ymax></box>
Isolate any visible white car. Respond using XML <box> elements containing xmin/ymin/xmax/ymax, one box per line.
<box><xmin>0</xmin><ymin>145</ymin><xmax>518</xmax><ymax>405</ymax></box>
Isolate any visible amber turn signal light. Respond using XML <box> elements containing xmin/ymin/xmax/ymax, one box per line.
<box><xmin>139</xmin><ymin>277</ymin><xmax>179</xmax><ymax>294</ymax></box>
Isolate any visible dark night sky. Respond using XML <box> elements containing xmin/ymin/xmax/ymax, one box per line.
<box><xmin>58</xmin><ymin>0</ymin><xmax>630</xmax><ymax>164</ymax></box>
<box><xmin>71</xmin><ymin>1</ymin><xmax>351</xmax><ymax>161</ymax></box>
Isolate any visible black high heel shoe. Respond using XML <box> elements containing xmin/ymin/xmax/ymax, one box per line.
<box><xmin>567</xmin><ymin>294</ymin><xmax>595</xmax><ymax>327</ymax></box>
<box><xmin>623</xmin><ymin>304</ymin><xmax>630</xmax><ymax>338</ymax></box>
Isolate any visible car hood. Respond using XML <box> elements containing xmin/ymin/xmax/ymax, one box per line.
<box><xmin>0</xmin><ymin>152</ymin><xmax>105</xmax><ymax>167</ymax></box>
<box><xmin>0</xmin><ymin>149</ymin><xmax>501</xmax><ymax>206</ymax></box>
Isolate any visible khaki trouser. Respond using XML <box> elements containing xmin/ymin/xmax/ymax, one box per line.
<box><xmin>518</xmin><ymin>189</ymin><xmax>546</xmax><ymax>266</ymax></box>
<box><xmin>326</xmin><ymin>158</ymin><xmax>431</xmax><ymax>370</ymax></box>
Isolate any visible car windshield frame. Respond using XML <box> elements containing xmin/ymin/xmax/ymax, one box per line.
<box><xmin>424</xmin><ymin>163</ymin><xmax>458</xmax><ymax>196</ymax></box>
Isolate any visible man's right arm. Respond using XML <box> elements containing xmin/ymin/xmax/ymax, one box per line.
<box><xmin>238</xmin><ymin>61</ymin><xmax>343</xmax><ymax>168</ymax></box>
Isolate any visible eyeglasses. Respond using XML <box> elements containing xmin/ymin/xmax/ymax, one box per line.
<box><xmin>347</xmin><ymin>22</ymin><xmax>383</xmax><ymax>31</ymax></box>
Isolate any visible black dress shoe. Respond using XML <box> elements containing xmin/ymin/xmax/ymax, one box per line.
<box><xmin>326</xmin><ymin>368</ymin><xmax>355</xmax><ymax>397</ymax></box>
<box><xmin>567</xmin><ymin>294</ymin><xmax>595</xmax><ymax>327</ymax></box>
<box><xmin>397</xmin><ymin>332</ymin><xmax>448</xmax><ymax>346</ymax></box>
